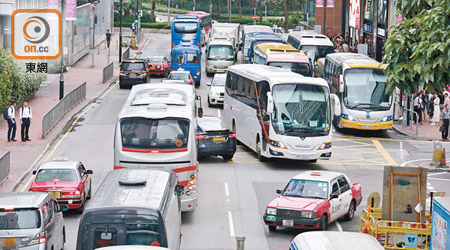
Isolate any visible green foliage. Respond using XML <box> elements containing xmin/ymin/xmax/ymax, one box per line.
<box><xmin>383</xmin><ymin>0</ymin><xmax>450</xmax><ymax>93</ymax></box>
<box><xmin>212</xmin><ymin>15</ymin><xmax>283</xmax><ymax>25</ymax></box>
<box><xmin>0</xmin><ymin>48</ymin><xmax>46</xmax><ymax>109</ymax></box>
<box><xmin>114</xmin><ymin>21</ymin><xmax>171</xmax><ymax>29</ymax></box>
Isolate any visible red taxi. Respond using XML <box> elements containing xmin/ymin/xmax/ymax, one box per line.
<box><xmin>29</xmin><ymin>158</ymin><xmax>93</xmax><ymax>211</ymax></box>
<box><xmin>263</xmin><ymin>171</ymin><xmax>362</xmax><ymax>231</ymax></box>
<box><xmin>144</xmin><ymin>56</ymin><xmax>171</xmax><ymax>77</ymax></box>
<box><xmin>167</xmin><ymin>69</ymin><xmax>195</xmax><ymax>85</ymax></box>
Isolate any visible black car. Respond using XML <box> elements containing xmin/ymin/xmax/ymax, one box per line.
<box><xmin>119</xmin><ymin>59</ymin><xmax>149</xmax><ymax>89</ymax></box>
<box><xmin>197</xmin><ymin>116</ymin><xmax>236</xmax><ymax>160</ymax></box>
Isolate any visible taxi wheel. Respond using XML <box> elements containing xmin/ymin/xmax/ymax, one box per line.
<box><xmin>78</xmin><ymin>200</ymin><xmax>85</xmax><ymax>213</ymax></box>
<box><xmin>87</xmin><ymin>183</ymin><xmax>92</xmax><ymax>200</ymax></box>
<box><xmin>319</xmin><ymin>215</ymin><xmax>328</xmax><ymax>230</ymax></box>
<box><xmin>268</xmin><ymin>225</ymin><xmax>276</xmax><ymax>232</ymax></box>
<box><xmin>344</xmin><ymin>200</ymin><xmax>356</xmax><ymax>221</ymax></box>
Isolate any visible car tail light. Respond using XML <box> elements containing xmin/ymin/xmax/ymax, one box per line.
<box><xmin>196</xmin><ymin>134</ymin><xmax>209</xmax><ymax>139</ymax></box>
<box><xmin>172</xmin><ymin>42</ymin><xmax>174</xmax><ymax>49</ymax></box>
<box><xmin>186</xmin><ymin>172</ymin><xmax>197</xmax><ymax>196</ymax></box>
<box><xmin>229</xmin><ymin>133</ymin><xmax>236</xmax><ymax>138</ymax></box>
<box><xmin>2</xmin><ymin>208</ymin><xmax>15</xmax><ymax>211</ymax></box>
<box><xmin>62</xmin><ymin>189</ymin><xmax>81</xmax><ymax>198</ymax></box>
<box><xmin>119</xmin><ymin>72</ymin><xmax>125</xmax><ymax>76</ymax></box>
<box><xmin>197</xmin><ymin>42</ymin><xmax>200</xmax><ymax>48</ymax></box>
<box><xmin>161</xmin><ymin>65</ymin><xmax>164</xmax><ymax>69</ymax></box>
<box><xmin>27</xmin><ymin>232</ymin><xmax>46</xmax><ymax>246</ymax></box>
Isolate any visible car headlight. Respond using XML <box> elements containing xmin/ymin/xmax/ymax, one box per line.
<box><xmin>318</xmin><ymin>142</ymin><xmax>332</xmax><ymax>150</ymax></box>
<box><xmin>269</xmin><ymin>140</ymin><xmax>286</xmax><ymax>149</ymax></box>
<box><xmin>341</xmin><ymin>114</ymin><xmax>356</xmax><ymax>121</ymax></box>
<box><xmin>301</xmin><ymin>211</ymin><xmax>316</xmax><ymax>218</ymax></box>
<box><xmin>266</xmin><ymin>207</ymin><xmax>277</xmax><ymax>215</ymax></box>
<box><xmin>381</xmin><ymin>116</ymin><xmax>393</xmax><ymax>122</ymax></box>
<box><xmin>210</xmin><ymin>91</ymin><xmax>218</xmax><ymax>96</ymax></box>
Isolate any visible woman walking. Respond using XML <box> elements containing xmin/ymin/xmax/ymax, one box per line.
<box><xmin>432</xmin><ymin>93</ymin><xmax>441</xmax><ymax>125</ymax></box>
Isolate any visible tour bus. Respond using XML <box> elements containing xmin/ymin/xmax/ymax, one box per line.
<box><xmin>245</xmin><ymin>33</ymin><xmax>285</xmax><ymax>64</ymax></box>
<box><xmin>171</xmin><ymin>15</ymin><xmax>201</xmax><ymax>49</ymax></box>
<box><xmin>253</xmin><ymin>43</ymin><xmax>312</xmax><ymax>76</ymax></box>
<box><xmin>324</xmin><ymin>53</ymin><xmax>393</xmax><ymax>130</ymax></box>
<box><xmin>223</xmin><ymin>64</ymin><xmax>333</xmax><ymax>162</ymax></box>
<box><xmin>171</xmin><ymin>44</ymin><xmax>201</xmax><ymax>87</ymax></box>
<box><xmin>76</xmin><ymin>169</ymin><xmax>182</xmax><ymax>250</ymax></box>
<box><xmin>186</xmin><ymin>11</ymin><xmax>211</xmax><ymax>36</ymax></box>
<box><xmin>113</xmin><ymin>83</ymin><xmax>200</xmax><ymax>211</ymax></box>
<box><xmin>287</xmin><ymin>30</ymin><xmax>334</xmax><ymax>66</ymax></box>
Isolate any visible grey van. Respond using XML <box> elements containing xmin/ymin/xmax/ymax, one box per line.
<box><xmin>76</xmin><ymin>169</ymin><xmax>183</xmax><ymax>250</ymax></box>
<box><xmin>0</xmin><ymin>193</ymin><xmax>65</xmax><ymax>250</ymax></box>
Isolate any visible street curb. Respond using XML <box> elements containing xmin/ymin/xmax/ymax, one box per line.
<box><xmin>9</xmin><ymin>78</ymin><xmax>119</xmax><ymax>192</ymax></box>
<box><xmin>392</xmin><ymin>124</ymin><xmax>434</xmax><ymax>141</ymax></box>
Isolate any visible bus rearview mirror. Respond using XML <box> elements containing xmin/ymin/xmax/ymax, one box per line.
<box><xmin>330</xmin><ymin>94</ymin><xmax>341</xmax><ymax>117</ymax></box>
<box><xmin>267</xmin><ymin>94</ymin><xmax>274</xmax><ymax>114</ymax></box>
<box><xmin>339</xmin><ymin>75</ymin><xmax>344</xmax><ymax>93</ymax></box>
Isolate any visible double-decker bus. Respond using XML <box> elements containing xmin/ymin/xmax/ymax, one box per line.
<box><xmin>114</xmin><ymin>83</ymin><xmax>200</xmax><ymax>211</ymax></box>
<box><xmin>324</xmin><ymin>53</ymin><xmax>393</xmax><ymax>130</ymax></box>
<box><xmin>186</xmin><ymin>11</ymin><xmax>211</xmax><ymax>37</ymax></box>
<box><xmin>171</xmin><ymin>15</ymin><xmax>201</xmax><ymax>49</ymax></box>
<box><xmin>223</xmin><ymin>64</ymin><xmax>332</xmax><ymax>162</ymax></box>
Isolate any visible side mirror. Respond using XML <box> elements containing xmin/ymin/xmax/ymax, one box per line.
<box><xmin>263</xmin><ymin>114</ymin><xmax>270</xmax><ymax>122</ymax></box>
<box><xmin>198</xmin><ymin>107</ymin><xmax>203</xmax><ymax>118</ymax></box>
<box><xmin>196</xmin><ymin>95</ymin><xmax>201</xmax><ymax>101</ymax></box>
<box><xmin>267</xmin><ymin>94</ymin><xmax>274</xmax><ymax>114</ymax></box>
<box><xmin>86</xmin><ymin>170</ymin><xmax>93</xmax><ymax>175</ymax></box>
<box><xmin>330</xmin><ymin>94</ymin><xmax>341</xmax><ymax>117</ymax></box>
<box><xmin>175</xmin><ymin>184</ymin><xmax>185</xmax><ymax>196</ymax></box>
<box><xmin>339</xmin><ymin>75</ymin><xmax>344</xmax><ymax>93</ymax></box>
<box><xmin>32</xmin><ymin>170</ymin><xmax>37</xmax><ymax>175</ymax></box>
<box><xmin>207</xmin><ymin>81</ymin><xmax>211</xmax><ymax>86</ymax></box>
<box><xmin>276</xmin><ymin>189</ymin><xmax>282</xmax><ymax>194</ymax></box>
<box><xmin>331</xmin><ymin>193</ymin><xmax>339</xmax><ymax>199</ymax></box>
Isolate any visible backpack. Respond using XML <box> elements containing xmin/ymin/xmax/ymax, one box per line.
<box><xmin>3</xmin><ymin>107</ymin><xmax>9</xmax><ymax>120</ymax></box>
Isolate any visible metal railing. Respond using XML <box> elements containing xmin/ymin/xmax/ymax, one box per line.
<box><xmin>394</xmin><ymin>102</ymin><xmax>419</xmax><ymax>135</ymax></box>
<box><xmin>42</xmin><ymin>82</ymin><xmax>87</xmax><ymax>138</ymax></box>
<box><xmin>122</xmin><ymin>47</ymin><xmax>130</xmax><ymax>60</ymax></box>
<box><xmin>102</xmin><ymin>62</ymin><xmax>114</xmax><ymax>83</ymax></box>
<box><xmin>0</xmin><ymin>151</ymin><xmax>10</xmax><ymax>185</ymax></box>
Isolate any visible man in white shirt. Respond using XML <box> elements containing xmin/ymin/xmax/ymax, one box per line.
<box><xmin>7</xmin><ymin>101</ymin><xmax>17</xmax><ymax>142</ymax></box>
<box><xmin>20</xmin><ymin>100</ymin><xmax>32</xmax><ymax>142</ymax></box>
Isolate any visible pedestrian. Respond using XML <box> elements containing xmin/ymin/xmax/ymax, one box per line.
<box><xmin>342</xmin><ymin>40</ymin><xmax>350</xmax><ymax>52</ymax></box>
<box><xmin>432</xmin><ymin>93</ymin><xmax>441</xmax><ymax>125</ymax></box>
<box><xmin>422</xmin><ymin>90</ymin><xmax>429</xmax><ymax>120</ymax></box>
<box><xmin>20</xmin><ymin>100</ymin><xmax>32</xmax><ymax>142</ymax></box>
<box><xmin>272</xmin><ymin>22</ymin><xmax>278</xmax><ymax>29</ymax></box>
<box><xmin>444</xmin><ymin>92</ymin><xmax>450</xmax><ymax>109</ymax></box>
<box><xmin>6</xmin><ymin>100</ymin><xmax>17</xmax><ymax>142</ymax></box>
<box><xmin>106</xmin><ymin>29</ymin><xmax>111</xmax><ymax>48</ymax></box>
<box><xmin>442</xmin><ymin>104</ymin><xmax>450</xmax><ymax>140</ymax></box>
<box><xmin>413</xmin><ymin>92</ymin><xmax>423</xmax><ymax>124</ymax></box>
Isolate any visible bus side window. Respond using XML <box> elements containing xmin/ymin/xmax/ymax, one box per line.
<box><xmin>257</xmin><ymin>81</ymin><xmax>269</xmax><ymax>111</ymax></box>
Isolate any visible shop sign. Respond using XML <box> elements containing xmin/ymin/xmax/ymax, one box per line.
<box><xmin>349</xmin><ymin>0</ymin><xmax>360</xmax><ymax>29</ymax></box>
<box><xmin>377</xmin><ymin>27</ymin><xmax>386</xmax><ymax>37</ymax></box>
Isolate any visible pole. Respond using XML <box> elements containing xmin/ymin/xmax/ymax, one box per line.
<box><xmin>323</xmin><ymin>0</ymin><xmax>327</xmax><ymax>35</ymax></box>
<box><xmin>59</xmin><ymin>0</ymin><xmax>65</xmax><ymax>100</ymax></box>
<box><xmin>229</xmin><ymin>0</ymin><xmax>231</xmax><ymax>23</ymax></box>
<box><xmin>265</xmin><ymin>2</ymin><xmax>267</xmax><ymax>20</ymax></box>
<box><xmin>119</xmin><ymin>0</ymin><xmax>123</xmax><ymax>63</ymax></box>
<box><xmin>168</xmin><ymin>0</ymin><xmax>171</xmax><ymax>24</ymax></box>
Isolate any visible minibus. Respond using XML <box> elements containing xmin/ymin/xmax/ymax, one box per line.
<box><xmin>171</xmin><ymin>44</ymin><xmax>201</xmax><ymax>87</ymax></box>
<box><xmin>205</xmin><ymin>37</ymin><xmax>235</xmax><ymax>76</ymax></box>
<box><xmin>76</xmin><ymin>169</ymin><xmax>182</xmax><ymax>250</ymax></box>
<box><xmin>287</xmin><ymin>30</ymin><xmax>334</xmax><ymax>66</ymax></box>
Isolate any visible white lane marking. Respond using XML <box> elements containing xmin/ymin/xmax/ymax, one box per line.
<box><xmin>399</xmin><ymin>142</ymin><xmax>404</xmax><ymax>162</ymax></box>
<box><xmin>429</xmin><ymin>177</ymin><xmax>450</xmax><ymax>182</ymax></box>
<box><xmin>335</xmin><ymin>220</ymin><xmax>343</xmax><ymax>232</ymax></box>
<box><xmin>429</xmin><ymin>172</ymin><xmax>447</xmax><ymax>176</ymax></box>
<box><xmin>217</xmin><ymin>109</ymin><xmax>221</xmax><ymax>118</ymax></box>
<box><xmin>427</xmin><ymin>181</ymin><xmax>435</xmax><ymax>191</ymax></box>
<box><xmin>224</xmin><ymin>182</ymin><xmax>229</xmax><ymax>196</ymax></box>
<box><xmin>228</xmin><ymin>211</ymin><xmax>235</xmax><ymax>237</ymax></box>
<box><xmin>400</xmin><ymin>159</ymin><xmax>430</xmax><ymax>167</ymax></box>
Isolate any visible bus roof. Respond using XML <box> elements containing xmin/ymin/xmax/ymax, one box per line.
<box><xmin>326</xmin><ymin>53</ymin><xmax>386</xmax><ymax>69</ymax></box>
<box><xmin>249</xmin><ymin>34</ymin><xmax>284</xmax><ymax>42</ymax></box>
<box><xmin>256</xmin><ymin>43</ymin><xmax>299</xmax><ymax>54</ymax></box>
<box><xmin>228</xmin><ymin>64</ymin><xmax>328</xmax><ymax>88</ymax></box>
<box><xmin>85</xmin><ymin>169</ymin><xmax>174</xmax><ymax>212</ymax></box>
<box><xmin>175</xmin><ymin>14</ymin><xmax>199</xmax><ymax>20</ymax></box>
<box><xmin>266</xmin><ymin>52</ymin><xmax>310</xmax><ymax>64</ymax></box>
<box><xmin>186</xmin><ymin>11</ymin><xmax>210</xmax><ymax>18</ymax></box>
<box><xmin>290</xmin><ymin>31</ymin><xmax>333</xmax><ymax>46</ymax></box>
<box><xmin>292</xmin><ymin>231</ymin><xmax>384</xmax><ymax>250</ymax></box>
<box><xmin>243</xmin><ymin>25</ymin><xmax>273</xmax><ymax>34</ymax></box>
<box><xmin>172</xmin><ymin>44</ymin><xmax>201</xmax><ymax>53</ymax></box>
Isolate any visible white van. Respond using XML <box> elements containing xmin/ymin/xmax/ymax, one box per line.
<box><xmin>76</xmin><ymin>169</ymin><xmax>183</xmax><ymax>250</ymax></box>
<box><xmin>290</xmin><ymin>231</ymin><xmax>384</xmax><ymax>250</ymax></box>
<box><xmin>206</xmin><ymin>37</ymin><xmax>235</xmax><ymax>76</ymax></box>
<box><xmin>286</xmin><ymin>30</ymin><xmax>334</xmax><ymax>66</ymax></box>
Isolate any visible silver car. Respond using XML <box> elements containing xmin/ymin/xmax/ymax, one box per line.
<box><xmin>207</xmin><ymin>73</ymin><xmax>226</xmax><ymax>107</ymax></box>
<box><xmin>0</xmin><ymin>193</ymin><xmax>65</xmax><ymax>250</ymax></box>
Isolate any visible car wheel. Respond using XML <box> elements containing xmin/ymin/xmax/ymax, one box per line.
<box><xmin>222</xmin><ymin>154</ymin><xmax>234</xmax><ymax>161</ymax></box>
<box><xmin>208</xmin><ymin>97</ymin><xmax>213</xmax><ymax>108</ymax></box>
<box><xmin>268</xmin><ymin>225</ymin><xmax>276</xmax><ymax>232</ymax></box>
<box><xmin>87</xmin><ymin>183</ymin><xmax>92</xmax><ymax>200</ymax></box>
<box><xmin>195</xmin><ymin>81</ymin><xmax>200</xmax><ymax>88</ymax></box>
<box><xmin>206</xmin><ymin>71</ymin><xmax>212</xmax><ymax>77</ymax></box>
<box><xmin>119</xmin><ymin>82</ymin><xmax>124</xmax><ymax>89</ymax></box>
<box><xmin>319</xmin><ymin>214</ymin><xmax>328</xmax><ymax>230</ymax></box>
<box><xmin>309</xmin><ymin>159</ymin><xmax>318</xmax><ymax>163</ymax></box>
<box><xmin>256</xmin><ymin>139</ymin><xmax>267</xmax><ymax>162</ymax></box>
<box><xmin>78</xmin><ymin>200</ymin><xmax>85</xmax><ymax>213</ymax></box>
<box><xmin>344</xmin><ymin>200</ymin><xmax>356</xmax><ymax>221</ymax></box>
<box><xmin>63</xmin><ymin>226</ymin><xmax>66</xmax><ymax>245</ymax></box>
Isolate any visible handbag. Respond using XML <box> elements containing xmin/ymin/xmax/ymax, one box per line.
<box><xmin>440</xmin><ymin>126</ymin><xmax>444</xmax><ymax>132</ymax></box>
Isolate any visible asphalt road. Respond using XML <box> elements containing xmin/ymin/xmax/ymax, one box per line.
<box><xmin>15</xmin><ymin>32</ymin><xmax>450</xmax><ymax>250</ymax></box>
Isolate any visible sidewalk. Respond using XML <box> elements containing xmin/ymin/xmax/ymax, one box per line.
<box><xmin>0</xmin><ymin>33</ymin><xmax>146</xmax><ymax>192</ymax></box>
<box><xmin>393</xmin><ymin>118</ymin><xmax>442</xmax><ymax>141</ymax></box>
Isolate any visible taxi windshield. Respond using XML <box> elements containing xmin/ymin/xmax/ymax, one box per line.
<box><xmin>282</xmin><ymin>179</ymin><xmax>328</xmax><ymax>199</ymax></box>
<box><xmin>35</xmin><ymin>169</ymin><xmax>78</xmax><ymax>182</ymax></box>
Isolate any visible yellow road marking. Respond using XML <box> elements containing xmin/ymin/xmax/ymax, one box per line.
<box><xmin>20</xmin><ymin>81</ymin><xmax>118</xmax><ymax>192</ymax></box>
<box><xmin>372</xmin><ymin>139</ymin><xmax>397</xmax><ymax>165</ymax></box>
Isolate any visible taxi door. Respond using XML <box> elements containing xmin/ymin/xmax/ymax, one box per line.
<box><xmin>78</xmin><ymin>164</ymin><xmax>90</xmax><ymax>199</ymax></box>
<box><xmin>329</xmin><ymin>180</ymin><xmax>342</xmax><ymax>222</ymax></box>
<box><xmin>337</xmin><ymin>176</ymin><xmax>352</xmax><ymax>218</ymax></box>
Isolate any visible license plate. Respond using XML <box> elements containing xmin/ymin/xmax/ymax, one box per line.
<box><xmin>48</xmin><ymin>191</ymin><xmax>61</xmax><ymax>198</ymax></box>
<box><xmin>129</xmin><ymin>73</ymin><xmax>137</xmax><ymax>78</ymax></box>
<box><xmin>282</xmin><ymin>220</ymin><xmax>294</xmax><ymax>227</ymax></box>
<box><xmin>2</xmin><ymin>238</ymin><xmax>16</xmax><ymax>247</ymax></box>
<box><xmin>362</xmin><ymin>125</ymin><xmax>373</xmax><ymax>129</ymax></box>
<box><xmin>213</xmin><ymin>137</ymin><xmax>226</xmax><ymax>142</ymax></box>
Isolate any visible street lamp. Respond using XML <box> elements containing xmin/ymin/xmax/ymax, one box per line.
<box><xmin>59</xmin><ymin>0</ymin><xmax>65</xmax><ymax>100</ymax></box>
<box><xmin>119</xmin><ymin>0</ymin><xmax>123</xmax><ymax>62</ymax></box>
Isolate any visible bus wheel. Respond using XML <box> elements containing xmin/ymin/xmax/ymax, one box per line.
<box><xmin>256</xmin><ymin>139</ymin><xmax>267</xmax><ymax>162</ymax></box>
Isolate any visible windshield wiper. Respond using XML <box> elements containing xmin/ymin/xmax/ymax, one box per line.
<box><xmin>350</xmin><ymin>103</ymin><xmax>376</xmax><ymax>109</ymax></box>
<box><xmin>281</xmin><ymin>127</ymin><xmax>296</xmax><ymax>135</ymax></box>
<box><xmin>303</xmin><ymin>196</ymin><xmax>326</xmax><ymax>199</ymax></box>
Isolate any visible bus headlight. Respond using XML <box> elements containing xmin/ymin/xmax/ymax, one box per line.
<box><xmin>266</xmin><ymin>207</ymin><xmax>277</xmax><ymax>215</ymax></box>
<box><xmin>318</xmin><ymin>142</ymin><xmax>332</xmax><ymax>150</ymax></box>
<box><xmin>301</xmin><ymin>211</ymin><xmax>316</xmax><ymax>218</ymax></box>
<box><xmin>269</xmin><ymin>140</ymin><xmax>286</xmax><ymax>149</ymax></box>
<box><xmin>341</xmin><ymin>114</ymin><xmax>356</xmax><ymax>121</ymax></box>
<box><xmin>381</xmin><ymin>116</ymin><xmax>393</xmax><ymax>122</ymax></box>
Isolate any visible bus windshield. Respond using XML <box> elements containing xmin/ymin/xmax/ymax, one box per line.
<box><xmin>271</xmin><ymin>84</ymin><xmax>330</xmax><ymax>136</ymax></box>
<box><xmin>343</xmin><ymin>68</ymin><xmax>391</xmax><ymax>110</ymax></box>
<box><xmin>207</xmin><ymin>45</ymin><xmax>234</xmax><ymax>60</ymax></box>
<box><xmin>121</xmin><ymin>118</ymin><xmax>190</xmax><ymax>150</ymax></box>
<box><xmin>268</xmin><ymin>62</ymin><xmax>311</xmax><ymax>76</ymax></box>
<box><xmin>300</xmin><ymin>45</ymin><xmax>334</xmax><ymax>59</ymax></box>
<box><xmin>174</xmin><ymin>22</ymin><xmax>198</xmax><ymax>34</ymax></box>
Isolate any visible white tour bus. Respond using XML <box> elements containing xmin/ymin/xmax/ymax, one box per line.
<box><xmin>324</xmin><ymin>53</ymin><xmax>393</xmax><ymax>130</ymax></box>
<box><xmin>223</xmin><ymin>64</ymin><xmax>333</xmax><ymax>162</ymax></box>
<box><xmin>114</xmin><ymin>83</ymin><xmax>200</xmax><ymax>211</ymax></box>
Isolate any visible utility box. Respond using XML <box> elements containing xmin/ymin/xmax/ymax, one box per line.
<box><xmin>431</xmin><ymin>197</ymin><xmax>450</xmax><ymax>250</ymax></box>
<box><xmin>382</xmin><ymin>166</ymin><xmax>427</xmax><ymax>222</ymax></box>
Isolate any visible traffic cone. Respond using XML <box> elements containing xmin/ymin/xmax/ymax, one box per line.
<box><xmin>439</xmin><ymin>148</ymin><xmax>447</xmax><ymax>168</ymax></box>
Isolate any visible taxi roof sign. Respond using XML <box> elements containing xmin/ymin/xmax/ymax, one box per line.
<box><xmin>311</xmin><ymin>171</ymin><xmax>321</xmax><ymax>176</ymax></box>
<box><xmin>53</xmin><ymin>157</ymin><xmax>68</xmax><ymax>161</ymax></box>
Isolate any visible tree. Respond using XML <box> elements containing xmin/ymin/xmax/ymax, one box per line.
<box><xmin>383</xmin><ymin>0</ymin><xmax>450</xmax><ymax>93</ymax></box>
<box><xmin>217</xmin><ymin>0</ymin><xmax>220</xmax><ymax>17</ymax></box>
<box><xmin>259</xmin><ymin>0</ymin><xmax>263</xmax><ymax>22</ymax></box>
<box><xmin>150</xmin><ymin>0</ymin><xmax>156</xmax><ymax>23</ymax></box>
<box><xmin>239</xmin><ymin>0</ymin><xmax>242</xmax><ymax>17</ymax></box>
<box><xmin>283</xmin><ymin>0</ymin><xmax>288</xmax><ymax>31</ymax></box>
